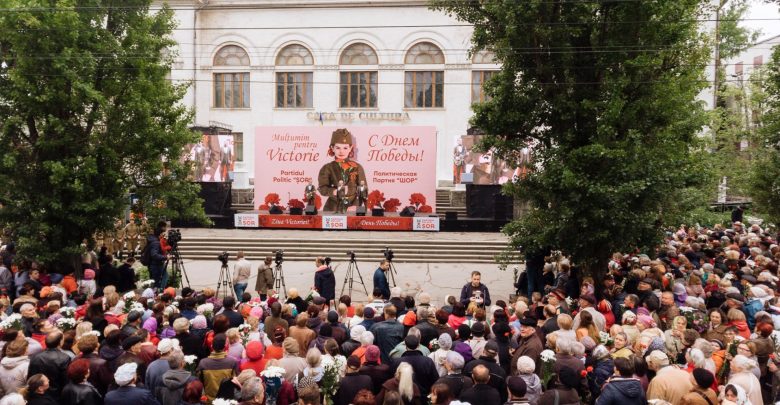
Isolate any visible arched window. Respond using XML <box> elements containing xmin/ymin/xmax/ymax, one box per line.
<box><xmin>276</xmin><ymin>44</ymin><xmax>314</xmax><ymax>66</ymax></box>
<box><xmin>404</xmin><ymin>42</ymin><xmax>444</xmax><ymax>108</ymax></box>
<box><xmin>213</xmin><ymin>45</ymin><xmax>250</xmax><ymax>108</ymax></box>
<box><xmin>275</xmin><ymin>44</ymin><xmax>313</xmax><ymax>108</ymax></box>
<box><xmin>339</xmin><ymin>43</ymin><xmax>378</xmax><ymax>108</ymax></box>
<box><xmin>405</xmin><ymin>42</ymin><xmax>445</xmax><ymax>64</ymax></box>
<box><xmin>213</xmin><ymin>45</ymin><xmax>250</xmax><ymax>66</ymax></box>
<box><xmin>472</xmin><ymin>50</ymin><xmax>497</xmax><ymax>64</ymax></box>
<box><xmin>340</xmin><ymin>43</ymin><xmax>378</xmax><ymax>65</ymax></box>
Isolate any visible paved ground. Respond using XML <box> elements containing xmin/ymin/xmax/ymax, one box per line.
<box><xmin>172</xmin><ymin>228</ymin><xmax>520</xmax><ymax>306</ymax></box>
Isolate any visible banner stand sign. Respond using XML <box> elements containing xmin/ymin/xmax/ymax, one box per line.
<box><xmin>233</xmin><ymin>213</ymin><xmax>439</xmax><ymax>231</ymax></box>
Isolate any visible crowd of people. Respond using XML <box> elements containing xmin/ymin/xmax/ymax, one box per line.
<box><xmin>0</xmin><ymin>219</ymin><xmax>778</xmax><ymax>405</ymax></box>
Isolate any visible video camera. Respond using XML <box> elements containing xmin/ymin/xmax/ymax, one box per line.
<box><xmin>274</xmin><ymin>250</ymin><xmax>284</xmax><ymax>265</ymax></box>
<box><xmin>168</xmin><ymin>229</ymin><xmax>182</xmax><ymax>249</ymax></box>
<box><xmin>382</xmin><ymin>247</ymin><xmax>394</xmax><ymax>262</ymax></box>
<box><xmin>347</xmin><ymin>251</ymin><xmax>356</xmax><ymax>261</ymax></box>
<box><xmin>217</xmin><ymin>251</ymin><xmax>229</xmax><ymax>266</ymax></box>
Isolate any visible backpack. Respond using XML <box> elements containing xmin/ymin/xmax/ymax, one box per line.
<box><xmin>139</xmin><ymin>241</ymin><xmax>152</xmax><ymax>266</ymax></box>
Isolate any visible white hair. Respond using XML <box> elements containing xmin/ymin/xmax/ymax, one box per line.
<box><xmin>0</xmin><ymin>394</ymin><xmax>24</xmax><ymax>405</ymax></box>
<box><xmin>731</xmin><ymin>355</ymin><xmax>757</xmax><ymax>373</ymax></box>
<box><xmin>571</xmin><ymin>341</ymin><xmax>586</xmax><ymax>357</ymax></box>
<box><xmin>592</xmin><ymin>345</ymin><xmax>610</xmax><ymax>360</ymax></box>
<box><xmin>687</xmin><ymin>348</ymin><xmax>706</xmax><ymax>368</ymax></box>
<box><xmin>390</xmin><ymin>286</ymin><xmax>402</xmax><ymax>297</ymax></box>
<box><xmin>396</xmin><ymin>362</ymin><xmax>414</xmax><ymax>402</ymax></box>
<box><xmin>359</xmin><ymin>330</ymin><xmax>374</xmax><ymax>346</ymax></box>
<box><xmin>556</xmin><ymin>337</ymin><xmax>574</xmax><ymax>355</ymax></box>
<box><xmin>646</xmin><ymin>350</ymin><xmax>670</xmax><ymax>370</ymax></box>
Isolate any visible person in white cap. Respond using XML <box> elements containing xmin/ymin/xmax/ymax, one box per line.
<box><xmin>145</xmin><ymin>338</ymin><xmax>180</xmax><ymax>395</ymax></box>
<box><xmin>104</xmin><ymin>362</ymin><xmax>160</xmax><ymax>405</ymax></box>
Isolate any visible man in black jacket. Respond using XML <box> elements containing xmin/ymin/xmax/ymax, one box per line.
<box><xmin>462</xmin><ymin>340</ymin><xmax>507</xmax><ymax>403</ymax></box>
<box><xmin>146</xmin><ymin>223</ymin><xmax>168</xmax><ymax>291</ymax></box>
<box><xmin>314</xmin><ymin>257</ymin><xmax>336</xmax><ymax>305</ymax></box>
<box><xmin>460</xmin><ymin>364</ymin><xmax>501</xmax><ymax>405</ymax></box>
<box><xmin>28</xmin><ymin>331</ymin><xmax>71</xmax><ymax>395</ymax></box>
<box><xmin>116</xmin><ymin>256</ymin><xmax>137</xmax><ymax>293</ymax></box>
<box><xmin>335</xmin><ymin>356</ymin><xmax>373</xmax><ymax>405</ymax></box>
<box><xmin>390</xmin><ymin>334</ymin><xmax>439</xmax><ymax>396</ymax></box>
<box><xmin>459</xmin><ymin>271</ymin><xmax>491</xmax><ymax>308</ymax></box>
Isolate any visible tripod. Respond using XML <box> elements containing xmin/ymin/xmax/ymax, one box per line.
<box><xmin>216</xmin><ymin>263</ymin><xmax>234</xmax><ymax>300</ymax></box>
<box><xmin>341</xmin><ymin>257</ymin><xmax>369</xmax><ymax>297</ymax></box>
<box><xmin>274</xmin><ymin>262</ymin><xmax>287</xmax><ymax>299</ymax></box>
<box><xmin>166</xmin><ymin>246</ymin><xmax>190</xmax><ymax>289</ymax></box>
<box><xmin>386</xmin><ymin>261</ymin><xmax>399</xmax><ymax>287</ymax></box>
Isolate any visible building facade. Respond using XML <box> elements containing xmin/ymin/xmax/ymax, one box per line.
<box><xmin>158</xmin><ymin>0</ymin><xmax>497</xmax><ymax>192</ymax></box>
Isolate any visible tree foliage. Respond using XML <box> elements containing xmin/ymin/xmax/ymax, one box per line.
<box><xmin>433</xmin><ymin>0</ymin><xmax>711</xmax><ymax>277</ymax></box>
<box><xmin>0</xmin><ymin>0</ymin><xmax>206</xmax><ymax>265</ymax></box>
<box><xmin>750</xmin><ymin>46</ymin><xmax>780</xmax><ymax>223</ymax></box>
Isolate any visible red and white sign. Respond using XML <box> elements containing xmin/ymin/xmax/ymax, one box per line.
<box><xmin>322</xmin><ymin>216</ymin><xmax>348</xmax><ymax>230</ymax></box>
<box><xmin>234</xmin><ymin>213</ymin><xmax>259</xmax><ymax>228</ymax></box>
<box><xmin>259</xmin><ymin>215</ymin><xmax>321</xmax><ymax>229</ymax></box>
<box><xmin>413</xmin><ymin>216</ymin><xmax>440</xmax><ymax>231</ymax></box>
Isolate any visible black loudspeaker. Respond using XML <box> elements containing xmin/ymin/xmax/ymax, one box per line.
<box><xmin>372</xmin><ymin>208</ymin><xmax>385</xmax><ymax>217</ymax></box>
<box><xmin>445</xmin><ymin>211</ymin><xmax>458</xmax><ymax>221</ymax></box>
<box><xmin>196</xmin><ymin>181</ymin><xmax>232</xmax><ymax>216</ymax></box>
<box><xmin>400</xmin><ymin>206</ymin><xmax>416</xmax><ymax>217</ymax></box>
<box><xmin>356</xmin><ymin>207</ymin><xmax>367</xmax><ymax>216</ymax></box>
<box><xmin>466</xmin><ymin>184</ymin><xmax>512</xmax><ymax>219</ymax></box>
<box><xmin>304</xmin><ymin>205</ymin><xmax>317</xmax><ymax>215</ymax></box>
<box><xmin>269</xmin><ymin>205</ymin><xmax>283</xmax><ymax>215</ymax></box>
<box><xmin>289</xmin><ymin>207</ymin><xmax>303</xmax><ymax>215</ymax></box>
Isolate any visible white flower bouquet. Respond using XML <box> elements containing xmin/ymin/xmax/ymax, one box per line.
<box><xmin>212</xmin><ymin>399</ymin><xmax>238</xmax><ymax>405</ymax></box>
<box><xmin>56</xmin><ymin>317</ymin><xmax>77</xmax><ymax>331</ymax></box>
<box><xmin>0</xmin><ymin>314</ymin><xmax>23</xmax><ymax>331</ymax></box>
<box><xmin>140</xmin><ymin>280</ymin><xmax>155</xmax><ymax>289</ymax></box>
<box><xmin>261</xmin><ymin>366</ymin><xmax>286</xmax><ymax>379</ymax></box>
<box><xmin>540</xmin><ymin>349</ymin><xmax>556</xmax><ymax>386</ymax></box>
<box><xmin>58</xmin><ymin>307</ymin><xmax>76</xmax><ymax>318</ymax></box>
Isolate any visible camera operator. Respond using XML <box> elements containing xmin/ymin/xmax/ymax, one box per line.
<box><xmin>254</xmin><ymin>256</ymin><xmax>274</xmax><ymax>301</ymax></box>
<box><xmin>459</xmin><ymin>271</ymin><xmax>491</xmax><ymax>309</ymax></box>
<box><xmin>314</xmin><ymin>256</ymin><xmax>336</xmax><ymax>307</ymax></box>
<box><xmin>373</xmin><ymin>260</ymin><xmax>391</xmax><ymax>300</ymax></box>
<box><xmin>232</xmin><ymin>251</ymin><xmax>251</xmax><ymax>298</ymax></box>
<box><xmin>146</xmin><ymin>222</ymin><xmax>169</xmax><ymax>291</ymax></box>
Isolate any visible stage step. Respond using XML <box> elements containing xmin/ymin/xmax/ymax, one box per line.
<box><xmin>176</xmin><ymin>237</ymin><xmax>517</xmax><ymax>264</ymax></box>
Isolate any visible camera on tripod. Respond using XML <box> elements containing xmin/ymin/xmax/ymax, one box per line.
<box><xmin>168</xmin><ymin>229</ymin><xmax>182</xmax><ymax>249</ymax></box>
<box><xmin>347</xmin><ymin>251</ymin><xmax>356</xmax><ymax>261</ymax></box>
<box><xmin>382</xmin><ymin>247</ymin><xmax>394</xmax><ymax>262</ymax></box>
<box><xmin>217</xmin><ymin>251</ymin><xmax>229</xmax><ymax>266</ymax></box>
<box><xmin>274</xmin><ymin>250</ymin><xmax>284</xmax><ymax>265</ymax></box>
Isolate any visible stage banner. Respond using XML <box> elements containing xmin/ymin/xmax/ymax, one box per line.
<box><xmin>255</xmin><ymin>126</ymin><xmax>437</xmax><ymax>214</ymax></box>
<box><xmin>234</xmin><ymin>213</ymin><xmax>260</xmax><ymax>228</ymax></box>
<box><xmin>259</xmin><ymin>215</ymin><xmax>322</xmax><ymax>229</ymax></box>
<box><xmin>322</xmin><ymin>215</ymin><xmax>348</xmax><ymax>230</ymax></box>
<box><xmin>413</xmin><ymin>216</ymin><xmax>440</xmax><ymax>231</ymax></box>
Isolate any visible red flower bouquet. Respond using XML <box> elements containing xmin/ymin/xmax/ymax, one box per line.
<box><xmin>265</xmin><ymin>193</ymin><xmax>281</xmax><ymax>205</ymax></box>
<box><xmin>288</xmin><ymin>199</ymin><xmax>305</xmax><ymax>209</ymax></box>
<box><xmin>367</xmin><ymin>190</ymin><xmax>385</xmax><ymax>209</ymax></box>
<box><xmin>409</xmin><ymin>193</ymin><xmax>427</xmax><ymax>207</ymax></box>
<box><xmin>383</xmin><ymin>198</ymin><xmax>401</xmax><ymax>212</ymax></box>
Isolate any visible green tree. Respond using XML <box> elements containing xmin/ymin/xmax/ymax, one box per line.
<box><xmin>750</xmin><ymin>47</ymin><xmax>780</xmax><ymax>222</ymax></box>
<box><xmin>434</xmin><ymin>0</ymin><xmax>711</xmax><ymax>279</ymax></box>
<box><xmin>0</xmin><ymin>0</ymin><xmax>206</xmax><ymax>266</ymax></box>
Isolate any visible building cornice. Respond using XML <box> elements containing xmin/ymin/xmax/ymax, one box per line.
<box><xmin>155</xmin><ymin>0</ymin><xmax>431</xmax><ymax>9</ymax></box>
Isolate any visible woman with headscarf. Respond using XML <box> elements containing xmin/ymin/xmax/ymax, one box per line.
<box><xmin>664</xmin><ymin>315</ymin><xmax>688</xmax><ymax>360</ymax></box>
<box><xmin>428</xmin><ymin>333</ymin><xmax>453</xmax><ymax>377</ymax></box>
<box><xmin>721</xmin><ymin>383</ymin><xmax>753</xmax><ymax>405</ymax></box>
<box><xmin>620</xmin><ymin>311</ymin><xmax>640</xmax><ymax>345</ymax></box>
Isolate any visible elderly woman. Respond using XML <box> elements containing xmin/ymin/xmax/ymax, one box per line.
<box><xmin>61</xmin><ymin>359</ymin><xmax>102</xmax><ymax>405</ymax></box>
<box><xmin>663</xmin><ymin>315</ymin><xmax>688</xmax><ymax>360</ymax></box>
<box><xmin>238</xmin><ymin>376</ymin><xmax>265</xmax><ymax>405</ymax></box>
<box><xmin>515</xmin><ymin>356</ymin><xmax>542</xmax><ymax>403</ymax></box>
<box><xmin>620</xmin><ymin>311</ymin><xmax>640</xmax><ymax>344</ymax></box>
<box><xmin>724</xmin><ymin>355</ymin><xmax>763</xmax><ymax>405</ymax></box>
<box><xmin>588</xmin><ymin>345</ymin><xmax>614</xmax><ymax>399</ymax></box>
<box><xmin>429</xmin><ymin>333</ymin><xmax>453</xmax><ymax>377</ymax></box>
<box><xmin>703</xmin><ymin>308</ymin><xmax>728</xmax><ymax>343</ymax></box>
<box><xmin>611</xmin><ymin>332</ymin><xmax>634</xmax><ymax>359</ymax></box>
<box><xmin>0</xmin><ymin>339</ymin><xmax>29</xmax><ymax>397</ymax></box>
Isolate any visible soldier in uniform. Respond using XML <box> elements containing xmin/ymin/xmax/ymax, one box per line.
<box><xmin>335</xmin><ymin>181</ymin><xmax>348</xmax><ymax>214</ymax></box>
<box><xmin>356</xmin><ymin>180</ymin><xmax>368</xmax><ymax>208</ymax></box>
<box><xmin>304</xmin><ymin>182</ymin><xmax>317</xmax><ymax>206</ymax></box>
<box><xmin>219</xmin><ymin>140</ymin><xmax>232</xmax><ymax>182</ymax></box>
<box><xmin>317</xmin><ymin>128</ymin><xmax>368</xmax><ymax>212</ymax></box>
<box><xmin>453</xmin><ymin>138</ymin><xmax>466</xmax><ymax>184</ymax></box>
<box><xmin>138</xmin><ymin>217</ymin><xmax>152</xmax><ymax>252</ymax></box>
<box><xmin>112</xmin><ymin>219</ymin><xmax>126</xmax><ymax>256</ymax></box>
<box><xmin>124</xmin><ymin>219</ymin><xmax>140</xmax><ymax>254</ymax></box>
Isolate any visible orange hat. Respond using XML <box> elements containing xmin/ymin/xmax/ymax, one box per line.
<box><xmin>164</xmin><ymin>287</ymin><xmax>176</xmax><ymax>297</ymax></box>
<box><xmin>40</xmin><ymin>286</ymin><xmax>53</xmax><ymax>298</ymax></box>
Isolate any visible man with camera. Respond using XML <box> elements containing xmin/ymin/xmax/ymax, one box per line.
<box><xmin>255</xmin><ymin>256</ymin><xmax>274</xmax><ymax>301</ymax></box>
<box><xmin>232</xmin><ymin>251</ymin><xmax>251</xmax><ymax>298</ymax></box>
<box><xmin>143</xmin><ymin>222</ymin><xmax>169</xmax><ymax>291</ymax></box>
<box><xmin>373</xmin><ymin>260</ymin><xmax>391</xmax><ymax>300</ymax></box>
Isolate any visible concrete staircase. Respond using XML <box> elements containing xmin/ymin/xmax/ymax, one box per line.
<box><xmin>176</xmin><ymin>236</ymin><xmax>514</xmax><ymax>264</ymax></box>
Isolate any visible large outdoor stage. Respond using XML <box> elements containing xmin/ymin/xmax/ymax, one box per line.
<box><xmin>235</xmin><ymin>212</ymin><xmax>441</xmax><ymax>231</ymax></box>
